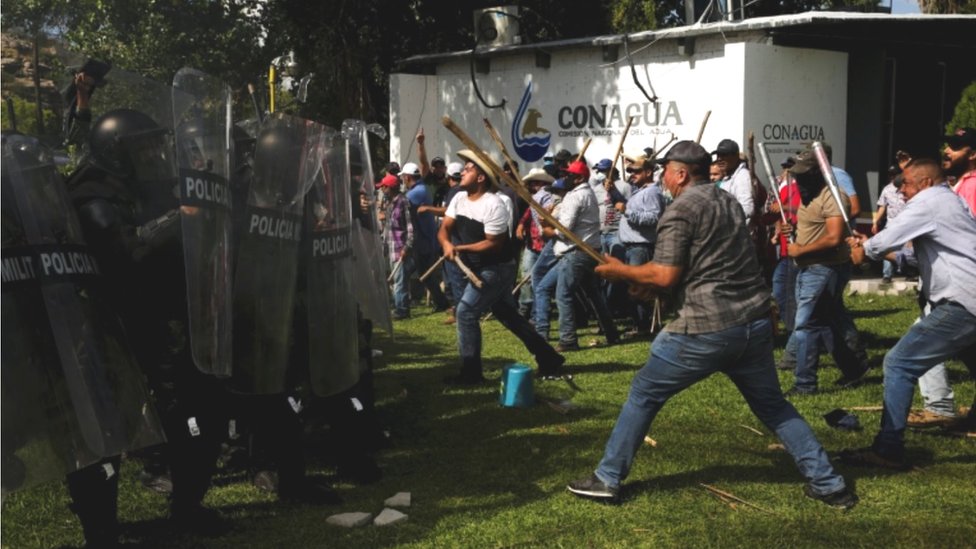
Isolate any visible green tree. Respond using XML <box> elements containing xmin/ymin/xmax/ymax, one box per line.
<box><xmin>918</xmin><ymin>0</ymin><xmax>976</xmax><ymax>12</ymax></box>
<box><xmin>946</xmin><ymin>81</ymin><xmax>976</xmax><ymax>133</ymax></box>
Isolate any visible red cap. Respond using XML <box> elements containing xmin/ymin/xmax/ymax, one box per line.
<box><xmin>565</xmin><ymin>160</ymin><xmax>590</xmax><ymax>181</ymax></box>
<box><xmin>378</xmin><ymin>173</ymin><xmax>400</xmax><ymax>188</ymax></box>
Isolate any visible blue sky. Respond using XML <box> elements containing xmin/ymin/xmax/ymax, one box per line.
<box><xmin>889</xmin><ymin>0</ymin><xmax>921</xmax><ymax>13</ymax></box>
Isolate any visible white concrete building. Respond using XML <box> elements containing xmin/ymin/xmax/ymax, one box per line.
<box><xmin>390</xmin><ymin>12</ymin><xmax>974</xmax><ymax>216</ymax></box>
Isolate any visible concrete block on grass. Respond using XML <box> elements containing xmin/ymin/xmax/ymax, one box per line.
<box><xmin>326</xmin><ymin>512</ymin><xmax>373</xmax><ymax>528</ymax></box>
<box><xmin>373</xmin><ymin>508</ymin><xmax>408</xmax><ymax>526</ymax></box>
<box><xmin>384</xmin><ymin>492</ymin><xmax>411</xmax><ymax>507</ymax></box>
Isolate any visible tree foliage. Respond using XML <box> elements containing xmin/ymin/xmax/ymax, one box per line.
<box><xmin>946</xmin><ymin>81</ymin><xmax>976</xmax><ymax>133</ymax></box>
<box><xmin>918</xmin><ymin>0</ymin><xmax>976</xmax><ymax>13</ymax></box>
<box><xmin>3</xmin><ymin>0</ymin><xmax>971</xmax><ymax>150</ymax></box>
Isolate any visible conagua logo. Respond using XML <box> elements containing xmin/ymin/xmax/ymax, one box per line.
<box><xmin>511</xmin><ymin>82</ymin><xmax>551</xmax><ymax>163</ymax></box>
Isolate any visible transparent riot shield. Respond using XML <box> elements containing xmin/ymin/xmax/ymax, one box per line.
<box><xmin>1</xmin><ymin>134</ymin><xmax>165</xmax><ymax>495</ymax></box>
<box><xmin>232</xmin><ymin>113</ymin><xmax>327</xmax><ymax>394</ymax></box>
<box><xmin>172</xmin><ymin>68</ymin><xmax>234</xmax><ymax>377</ymax></box>
<box><xmin>305</xmin><ymin>128</ymin><xmax>360</xmax><ymax>397</ymax></box>
<box><xmin>342</xmin><ymin>119</ymin><xmax>393</xmax><ymax>334</ymax></box>
<box><xmin>70</xmin><ymin>67</ymin><xmax>184</xmax><ymax>216</ymax></box>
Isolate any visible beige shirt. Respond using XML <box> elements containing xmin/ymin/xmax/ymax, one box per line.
<box><xmin>795</xmin><ymin>185</ymin><xmax>851</xmax><ymax>267</ymax></box>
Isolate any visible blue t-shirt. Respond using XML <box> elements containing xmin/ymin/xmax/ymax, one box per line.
<box><xmin>406</xmin><ymin>183</ymin><xmax>438</xmax><ymax>253</ymax></box>
<box><xmin>832</xmin><ymin>167</ymin><xmax>856</xmax><ymax>198</ymax></box>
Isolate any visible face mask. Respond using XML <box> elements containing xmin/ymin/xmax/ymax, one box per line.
<box><xmin>593</xmin><ymin>172</ymin><xmax>606</xmax><ymax>184</ymax></box>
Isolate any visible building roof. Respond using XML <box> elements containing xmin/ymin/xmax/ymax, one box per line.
<box><xmin>397</xmin><ymin>11</ymin><xmax>976</xmax><ymax>71</ymax></box>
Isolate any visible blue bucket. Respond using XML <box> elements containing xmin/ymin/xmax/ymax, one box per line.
<box><xmin>499</xmin><ymin>363</ymin><xmax>534</xmax><ymax>407</ymax></box>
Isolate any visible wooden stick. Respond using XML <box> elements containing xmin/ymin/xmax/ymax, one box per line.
<box><xmin>738</xmin><ymin>424</ymin><xmax>765</xmax><ymax>436</ymax></box>
<box><xmin>611</xmin><ymin>116</ymin><xmax>636</xmax><ymax>182</ymax></box>
<box><xmin>387</xmin><ymin>258</ymin><xmax>402</xmax><ymax>284</ymax></box>
<box><xmin>651</xmin><ymin>134</ymin><xmax>677</xmax><ymax>159</ymax></box>
<box><xmin>700</xmin><ymin>484</ymin><xmax>775</xmax><ymax>514</ymax></box>
<box><xmin>696</xmin><ymin>110</ymin><xmax>712</xmax><ymax>144</ymax></box>
<box><xmin>418</xmin><ymin>255</ymin><xmax>447</xmax><ymax>283</ymax></box>
<box><xmin>511</xmin><ymin>272</ymin><xmax>532</xmax><ymax>295</ymax></box>
<box><xmin>454</xmin><ymin>255</ymin><xmax>483</xmax><ymax>289</ymax></box>
<box><xmin>575</xmin><ymin>137</ymin><xmax>592</xmax><ymax>163</ymax></box>
<box><xmin>466</xmin><ymin>117</ymin><xmax>604</xmax><ymax>264</ymax></box>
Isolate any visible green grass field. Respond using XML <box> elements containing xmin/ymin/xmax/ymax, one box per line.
<box><xmin>2</xmin><ymin>293</ymin><xmax>974</xmax><ymax>548</ymax></box>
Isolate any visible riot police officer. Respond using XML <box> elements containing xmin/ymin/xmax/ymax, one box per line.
<box><xmin>67</xmin><ymin>108</ymin><xmax>229</xmax><ymax>535</ymax></box>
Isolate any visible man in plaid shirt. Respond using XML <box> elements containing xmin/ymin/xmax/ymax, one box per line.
<box><xmin>378</xmin><ymin>173</ymin><xmax>414</xmax><ymax>319</ymax></box>
<box><xmin>567</xmin><ymin>141</ymin><xmax>857</xmax><ymax>510</ymax></box>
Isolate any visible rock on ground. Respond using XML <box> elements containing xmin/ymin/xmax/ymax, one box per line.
<box><xmin>373</xmin><ymin>508</ymin><xmax>408</xmax><ymax>527</ymax></box>
<box><xmin>384</xmin><ymin>492</ymin><xmax>411</xmax><ymax>507</ymax></box>
<box><xmin>326</xmin><ymin>512</ymin><xmax>373</xmax><ymax>528</ymax></box>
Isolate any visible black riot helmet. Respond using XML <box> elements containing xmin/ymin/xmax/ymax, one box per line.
<box><xmin>89</xmin><ymin>108</ymin><xmax>172</xmax><ymax>179</ymax></box>
<box><xmin>252</xmin><ymin>123</ymin><xmax>304</xmax><ymax>208</ymax></box>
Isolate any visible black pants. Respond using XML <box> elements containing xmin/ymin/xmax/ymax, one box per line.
<box><xmin>67</xmin><ymin>457</ymin><xmax>121</xmax><ymax>546</ymax></box>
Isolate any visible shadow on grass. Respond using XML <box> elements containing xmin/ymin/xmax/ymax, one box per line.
<box><xmin>848</xmin><ymin>308</ymin><xmax>907</xmax><ymax>320</ymax></box>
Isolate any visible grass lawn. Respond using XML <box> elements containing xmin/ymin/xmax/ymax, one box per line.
<box><xmin>2</xmin><ymin>293</ymin><xmax>974</xmax><ymax>548</ymax></box>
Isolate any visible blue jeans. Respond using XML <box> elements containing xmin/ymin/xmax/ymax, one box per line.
<box><xmin>517</xmin><ymin>247</ymin><xmax>540</xmax><ymax>314</ymax></box>
<box><xmin>392</xmin><ymin>254</ymin><xmax>414</xmax><ymax>317</ymax></box>
<box><xmin>873</xmin><ymin>300</ymin><xmax>976</xmax><ymax>459</ymax></box>
<box><xmin>455</xmin><ymin>261</ymin><xmax>562</xmax><ymax>378</ymax></box>
<box><xmin>444</xmin><ymin>259</ymin><xmax>465</xmax><ymax>306</ymax></box>
<box><xmin>882</xmin><ymin>258</ymin><xmax>895</xmax><ymax>280</ymax></box>
<box><xmin>625</xmin><ymin>244</ymin><xmax>654</xmax><ymax>332</ymax></box>
<box><xmin>594</xmin><ymin>317</ymin><xmax>846</xmax><ymax>496</ymax></box>
<box><xmin>602</xmin><ymin>232</ymin><xmax>627</xmax><ymax>314</ymax></box>
<box><xmin>535</xmin><ymin>249</ymin><xmax>618</xmax><ymax>346</ymax></box>
<box><xmin>772</xmin><ymin>258</ymin><xmax>797</xmax><ymax>333</ymax></box>
<box><xmin>791</xmin><ymin>263</ymin><xmax>863</xmax><ymax>391</ymax></box>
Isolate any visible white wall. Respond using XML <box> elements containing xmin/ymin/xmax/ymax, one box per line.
<box><xmin>743</xmin><ymin>42</ymin><xmax>848</xmax><ymax>173</ymax></box>
<box><xmin>390</xmin><ymin>35</ymin><xmax>848</xmax><ymax>177</ymax></box>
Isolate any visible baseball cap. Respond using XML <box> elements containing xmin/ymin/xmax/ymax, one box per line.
<box><xmin>378</xmin><ymin>173</ymin><xmax>400</xmax><ymax>188</ymax></box>
<box><xmin>551</xmin><ymin>178</ymin><xmax>568</xmax><ymax>191</ymax></box>
<box><xmin>456</xmin><ymin>149</ymin><xmax>498</xmax><ymax>187</ymax></box>
<box><xmin>565</xmin><ymin>160</ymin><xmax>590</xmax><ymax>181</ymax></box>
<box><xmin>656</xmin><ymin>141</ymin><xmax>711</xmax><ymax>169</ymax></box>
<box><xmin>593</xmin><ymin>158</ymin><xmax>612</xmax><ymax>171</ymax></box>
<box><xmin>788</xmin><ymin>149</ymin><xmax>820</xmax><ymax>175</ymax></box>
<box><xmin>711</xmin><ymin>138</ymin><xmax>739</xmax><ymax>156</ymax></box>
<box><xmin>400</xmin><ymin>162</ymin><xmax>421</xmax><ymax>177</ymax></box>
<box><xmin>447</xmin><ymin>161</ymin><xmax>464</xmax><ymax>179</ymax></box>
<box><xmin>945</xmin><ymin>127</ymin><xmax>976</xmax><ymax>149</ymax></box>
<box><xmin>431</xmin><ymin>156</ymin><xmax>446</xmax><ymax>166</ymax></box>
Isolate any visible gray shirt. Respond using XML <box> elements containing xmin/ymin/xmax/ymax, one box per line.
<box><xmin>554</xmin><ymin>183</ymin><xmax>601</xmax><ymax>256</ymax></box>
<box><xmin>865</xmin><ymin>183</ymin><xmax>976</xmax><ymax>317</ymax></box>
<box><xmin>653</xmin><ymin>181</ymin><xmax>770</xmax><ymax>334</ymax></box>
<box><xmin>618</xmin><ymin>182</ymin><xmax>666</xmax><ymax>245</ymax></box>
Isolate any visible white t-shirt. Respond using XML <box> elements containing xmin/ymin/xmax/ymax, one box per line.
<box><xmin>446</xmin><ymin>191</ymin><xmax>509</xmax><ymax>237</ymax></box>
<box><xmin>445</xmin><ymin>190</ymin><xmax>513</xmax><ymax>268</ymax></box>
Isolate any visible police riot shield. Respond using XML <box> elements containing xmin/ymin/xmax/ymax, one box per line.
<box><xmin>172</xmin><ymin>68</ymin><xmax>234</xmax><ymax>377</ymax></box>
<box><xmin>1</xmin><ymin>134</ymin><xmax>165</xmax><ymax>495</ymax></box>
<box><xmin>72</xmin><ymin>67</ymin><xmax>183</xmax><ymax>226</ymax></box>
<box><xmin>341</xmin><ymin>119</ymin><xmax>393</xmax><ymax>334</ymax></box>
<box><xmin>232</xmin><ymin>113</ymin><xmax>327</xmax><ymax>394</ymax></box>
<box><xmin>305</xmin><ymin>129</ymin><xmax>360</xmax><ymax>397</ymax></box>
